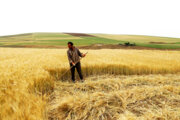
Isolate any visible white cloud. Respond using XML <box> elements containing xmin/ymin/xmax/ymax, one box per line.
<box><xmin>0</xmin><ymin>0</ymin><xmax>180</xmax><ymax>37</ymax></box>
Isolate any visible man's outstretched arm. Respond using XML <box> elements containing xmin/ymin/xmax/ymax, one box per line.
<box><xmin>77</xmin><ymin>48</ymin><xmax>86</xmax><ymax>57</ymax></box>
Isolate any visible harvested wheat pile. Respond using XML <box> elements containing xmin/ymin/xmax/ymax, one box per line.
<box><xmin>48</xmin><ymin>74</ymin><xmax>180</xmax><ymax>120</ymax></box>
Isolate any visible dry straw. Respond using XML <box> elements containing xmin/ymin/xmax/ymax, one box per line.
<box><xmin>0</xmin><ymin>48</ymin><xmax>180</xmax><ymax>119</ymax></box>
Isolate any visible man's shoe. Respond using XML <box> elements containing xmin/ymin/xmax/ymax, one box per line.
<box><xmin>72</xmin><ymin>80</ymin><xmax>76</xmax><ymax>83</ymax></box>
<box><xmin>80</xmin><ymin>79</ymin><xmax>84</xmax><ymax>82</ymax></box>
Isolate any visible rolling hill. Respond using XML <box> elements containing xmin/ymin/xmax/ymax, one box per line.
<box><xmin>0</xmin><ymin>32</ymin><xmax>180</xmax><ymax>49</ymax></box>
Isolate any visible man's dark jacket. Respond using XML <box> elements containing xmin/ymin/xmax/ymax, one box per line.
<box><xmin>67</xmin><ymin>46</ymin><xmax>82</xmax><ymax>64</ymax></box>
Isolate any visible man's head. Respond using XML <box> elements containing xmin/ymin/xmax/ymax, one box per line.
<box><xmin>67</xmin><ymin>42</ymin><xmax>73</xmax><ymax>49</ymax></box>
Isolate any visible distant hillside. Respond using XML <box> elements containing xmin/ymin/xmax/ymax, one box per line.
<box><xmin>0</xmin><ymin>32</ymin><xmax>180</xmax><ymax>49</ymax></box>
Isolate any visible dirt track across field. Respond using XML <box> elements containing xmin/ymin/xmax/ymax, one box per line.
<box><xmin>79</xmin><ymin>44</ymin><xmax>159</xmax><ymax>50</ymax></box>
<box><xmin>64</xmin><ymin>33</ymin><xmax>95</xmax><ymax>37</ymax></box>
<box><xmin>1</xmin><ymin>44</ymin><xmax>180</xmax><ymax>51</ymax></box>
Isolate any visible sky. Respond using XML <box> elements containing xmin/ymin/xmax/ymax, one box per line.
<box><xmin>0</xmin><ymin>0</ymin><xmax>180</xmax><ymax>38</ymax></box>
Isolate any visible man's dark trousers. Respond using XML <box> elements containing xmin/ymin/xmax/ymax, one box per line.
<box><xmin>70</xmin><ymin>62</ymin><xmax>83</xmax><ymax>82</ymax></box>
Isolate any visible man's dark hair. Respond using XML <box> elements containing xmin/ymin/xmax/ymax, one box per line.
<box><xmin>68</xmin><ymin>42</ymin><xmax>73</xmax><ymax>46</ymax></box>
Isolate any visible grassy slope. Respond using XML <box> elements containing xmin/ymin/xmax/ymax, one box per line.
<box><xmin>0</xmin><ymin>32</ymin><xmax>180</xmax><ymax>49</ymax></box>
<box><xmin>93</xmin><ymin>34</ymin><xmax>180</xmax><ymax>49</ymax></box>
<box><xmin>0</xmin><ymin>33</ymin><xmax>120</xmax><ymax>46</ymax></box>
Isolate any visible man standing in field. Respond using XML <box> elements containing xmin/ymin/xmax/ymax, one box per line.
<box><xmin>67</xmin><ymin>42</ymin><xmax>86</xmax><ymax>83</ymax></box>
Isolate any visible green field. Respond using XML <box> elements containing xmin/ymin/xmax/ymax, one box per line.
<box><xmin>0</xmin><ymin>32</ymin><xmax>180</xmax><ymax>49</ymax></box>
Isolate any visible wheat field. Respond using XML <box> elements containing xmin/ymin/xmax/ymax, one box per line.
<box><xmin>0</xmin><ymin>48</ymin><xmax>180</xmax><ymax>120</ymax></box>
<box><xmin>49</xmin><ymin>74</ymin><xmax>180</xmax><ymax>120</ymax></box>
